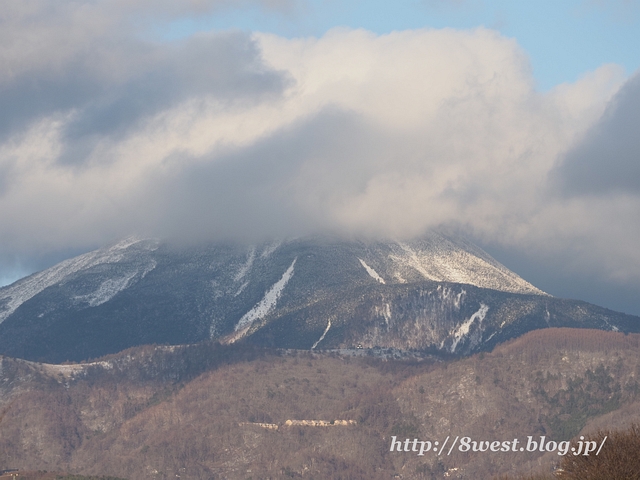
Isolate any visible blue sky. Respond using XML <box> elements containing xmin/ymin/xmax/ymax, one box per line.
<box><xmin>164</xmin><ymin>0</ymin><xmax>640</xmax><ymax>91</ymax></box>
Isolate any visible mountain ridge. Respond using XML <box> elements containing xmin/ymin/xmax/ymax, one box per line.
<box><xmin>0</xmin><ymin>232</ymin><xmax>636</xmax><ymax>363</ymax></box>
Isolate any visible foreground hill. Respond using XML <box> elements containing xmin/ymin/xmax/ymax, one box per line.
<box><xmin>0</xmin><ymin>329</ymin><xmax>639</xmax><ymax>479</ymax></box>
<box><xmin>0</xmin><ymin>234</ymin><xmax>638</xmax><ymax>363</ymax></box>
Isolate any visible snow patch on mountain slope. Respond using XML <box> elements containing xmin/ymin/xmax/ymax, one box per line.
<box><xmin>386</xmin><ymin>234</ymin><xmax>546</xmax><ymax>296</ymax></box>
<box><xmin>312</xmin><ymin>320</ymin><xmax>331</xmax><ymax>349</ymax></box>
<box><xmin>261</xmin><ymin>241</ymin><xmax>282</xmax><ymax>258</ymax></box>
<box><xmin>393</xmin><ymin>272</ymin><xmax>407</xmax><ymax>283</ymax></box>
<box><xmin>435</xmin><ymin>285</ymin><xmax>467</xmax><ymax>311</ymax></box>
<box><xmin>394</xmin><ymin>243</ymin><xmax>436</xmax><ymax>280</ymax></box>
<box><xmin>359</xmin><ymin>259</ymin><xmax>386</xmax><ymax>284</ymax></box>
<box><xmin>0</xmin><ymin>237</ymin><xmax>157</xmax><ymax>324</ymax></box>
<box><xmin>234</xmin><ymin>258</ymin><xmax>297</xmax><ymax>332</ymax></box>
<box><xmin>41</xmin><ymin>360</ymin><xmax>114</xmax><ymax>378</ymax></box>
<box><xmin>74</xmin><ymin>270</ymin><xmax>139</xmax><ymax>307</ymax></box>
<box><xmin>141</xmin><ymin>259</ymin><xmax>157</xmax><ymax>278</ymax></box>
<box><xmin>448</xmin><ymin>303</ymin><xmax>489</xmax><ymax>353</ymax></box>
<box><xmin>234</xmin><ymin>247</ymin><xmax>256</xmax><ymax>282</ymax></box>
<box><xmin>234</xmin><ymin>281</ymin><xmax>249</xmax><ymax>297</ymax></box>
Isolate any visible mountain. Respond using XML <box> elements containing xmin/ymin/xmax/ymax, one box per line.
<box><xmin>0</xmin><ymin>232</ymin><xmax>638</xmax><ymax>363</ymax></box>
<box><xmin>1</xmin><ymin>329</ymin><xmax>640</xmax><ymax>479</ymax></box>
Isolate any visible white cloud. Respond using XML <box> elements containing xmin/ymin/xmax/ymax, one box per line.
<box><xmin>0</xmin><ymin>6</ymin><xmax>638</xmax><ymax>290</ymax></box>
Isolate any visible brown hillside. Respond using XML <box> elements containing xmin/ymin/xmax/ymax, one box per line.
<box><xmin>0</xmin><ymin>329</ymin><xmax>638</xmax><ymax>479</ymax></box>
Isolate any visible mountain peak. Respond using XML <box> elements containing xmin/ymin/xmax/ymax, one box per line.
<box><xmin>1</xmin><ymin>233</ymin><xmax>634</xmax><ymax>364</ymax></box>
<box><xmin>356</xmin><ymin>231</ymin><xmax>547</xmax><ymax>295</ymax></box>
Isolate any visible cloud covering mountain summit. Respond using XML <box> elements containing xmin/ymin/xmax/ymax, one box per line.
<box><xmin>0</xmin><ymin>1</ymin><xmax>639</xmax><ymax>313</ymax></box>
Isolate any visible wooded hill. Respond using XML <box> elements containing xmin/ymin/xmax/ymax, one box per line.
<box><xmin>1</xmin><ymin>328</ymin><xmax>639</xmax><ymax>479</ymax></box>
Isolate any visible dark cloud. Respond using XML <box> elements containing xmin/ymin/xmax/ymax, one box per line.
<box><xmin>553</xmin><ymin>72</ymin><xmax>640</xmax><ymax>196</ymax></box>
<box><xmin>0</xmin><ymin>33</ymin><xmax>288</xmax><ymax>165</ymax></box>
<box><xmin>57</xmin><ymin>35</ymin><xmax>289</xmax><ymax>167</ymax></box>
<box><xmin>140</xmin><ymin>108</ymin><xmax>387</xmax><ymax>241</ymax></box>
<box><xmin>481</xmin><ymin>240</ymin><xmax>640</xmax><ymax>316</ymax></box>
<box><xmin>0</xmin><ymin>65</ymin><xmax>104</xmax><ymax>141</ymax></box>
<box><xmin>63</xmin><ymin>33</ymin><xmax>288</xmax><ymax>140</ymax></box>
<box><xmin>0</xmin><ymin>161</ymin><xmax>14</xmax><ymax>198</ymax></box>
<box><xmin>0</xmin><ymin>1</ymin><xmax>292</xmax><ymax>157</ymax></box>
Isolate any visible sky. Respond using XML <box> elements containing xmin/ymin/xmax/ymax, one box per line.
<box><xmin>1</xmin><ymin>0</ymin><xmax>639</xmax><ymax>315</ymax></box>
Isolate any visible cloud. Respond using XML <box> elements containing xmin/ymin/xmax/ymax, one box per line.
<box><xmin>553</xmin><ymin>72</ymin><xmax>640</xmax><ymax>196</ymax></box>
<box><xmin>0</xmin><ymin>1</ymin><xmax>290</xmax><ymax>143</ymax></box>
<box><xmin>532</xmin><ymin>70</ymin><xmax>640</xmax><ymax>285</ymax></box>
<box><xmin>0</xmin><ymin>3</ymin><xmax>638</xmax><ymax>296</ymax></box>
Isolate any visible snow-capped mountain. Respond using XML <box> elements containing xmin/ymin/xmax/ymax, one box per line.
<box><xmin>0</xmin><ymin>237</ymin><xmax>159</xmax><ymax>325</ymax></box>
<box><xmin>0</xmin><ymin>232</ymin><xmax>637</xmax><ymax>362</ymax></box>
